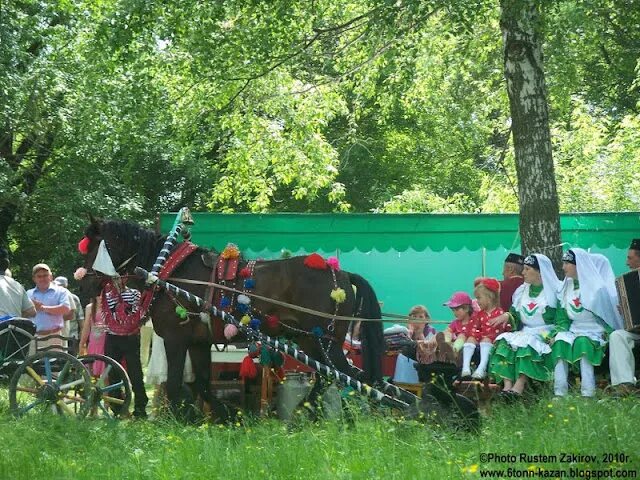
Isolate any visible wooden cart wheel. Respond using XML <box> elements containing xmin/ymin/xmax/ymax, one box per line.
<box><xmin>9</xmin><ymin>350</ymin><xmax>92</xmax><ymax>417</ymax></box>
<box><xmin>0</xmin><ymin>320</ymin><xmax>35</xmax><ymax>380</ymax></box>
<box><xmin>78</xmin><ymin>354</ymin><xmax>132</xmax><ymax>419</ymax></box>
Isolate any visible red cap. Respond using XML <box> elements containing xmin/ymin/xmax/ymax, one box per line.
<box><xmin>476</xmin><ymin>277</ymin><xmax>500</xmax><ymax>293</ymax></box>
<box><xmin>443</xmin><ymin>291</ymin><xmax>473</xmax><ymax>308</ymax></box>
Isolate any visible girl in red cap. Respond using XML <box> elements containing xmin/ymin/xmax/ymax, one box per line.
<box><xmin>442</xmin><ymin>291</ymin><xmax>475</xmax><ymax>358</ymax></box>
<box><xmin>463</xmin><ymin>278</ymin><xmax>510</xmax><ymax>379</ymax></box>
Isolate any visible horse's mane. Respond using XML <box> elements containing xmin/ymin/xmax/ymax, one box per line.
<box><xmin>100</xmin><ymin>219</ymin><xmax>167</xmax><ymax>271</ymax></box>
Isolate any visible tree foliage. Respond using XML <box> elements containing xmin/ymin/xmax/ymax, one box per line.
<box><xmin>0</xmin><ymin>0</ymin><xmax>638</xmax><ymax>280</ymax></box>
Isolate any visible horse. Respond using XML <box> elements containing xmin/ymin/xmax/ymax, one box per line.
<box><xmin>77</xmin><ymin>217</ymin><xmax>385</xmax><ymax>417</ymax></box>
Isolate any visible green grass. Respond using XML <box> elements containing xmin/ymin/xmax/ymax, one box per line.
<box><xmin>0</xmin><ymin>391</ymin><xmax>639</xmax><ymax>480</ymax></box>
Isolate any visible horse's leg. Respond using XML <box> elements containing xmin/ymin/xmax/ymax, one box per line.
<box><xmin>164</xmin><ymin>337</ymin><xmax>188</xmax><ymax>416</ymax></box>
<box><xmin>325</xmin><ymin>339</ymin><xmax>359</xmax><ymax>379</ymax></box>
<box><xmin>187</xmin><ymin>343</ymin><xmax>211</xmax><ymax>414</ymax></box>
<box><xmin>293</xmin><ymin>336</ymin><xmax>336</xmax><ymax>420</ymax></box>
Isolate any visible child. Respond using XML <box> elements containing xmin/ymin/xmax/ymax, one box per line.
<box><xmin>79</xmin><ymin>296</ymin><xmax>107</xmax><ymax>376</ymax></box>
<box><xmin>407</xmin><ymin>304</ymin><xmax>436</xmax><ymax>341</ymax></box>
<box><xmin>393</xmin><ymin>305</ymin><xmax>436</xmax><ymax>383</ymax></box>
<box><xmin>407</xmin><ymin>304</ymin><xmax>437</xmax><ymax>364</ymax></box>
<box><xmin>466</xmin><ymin>277</ymin><xmax>509</xmax><ymax>379</ymax></box>
<box><xmin>442</xmin><ymin>291</ymin><xmax>475</xmax><ymax>358</ymax></box>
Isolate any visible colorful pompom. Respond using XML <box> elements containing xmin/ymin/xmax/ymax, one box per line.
<box><xmin>249</xmin><ymin>318</ymin><xmax>261</xmax><ymax>330</ymax></box>
<box><xmin>175</xmin><ymin>305</ymin><xmax>188</xmax><ymax>319</ymax></box>
<box><xmin>240</xmin><ymin>314</ymin><xmax>251</xmax><ymax>325</ymax></box>
<box><xmin>265</xmin><ymin>314</ymin><xmax>279</xmax><ymax>329</ymax></box>
<box><xmin>237</xmin><ymin>294</ymin><xmax>251</xmax><ymax>305</ymax></box>
<box><xmin>239</xmin><ymin>356</ymin><xmax>257</xmax><ymax>379</ymax></box>
<box><xmin>78</xmin><ymin>236</ymin><xmax>90</xmax><ymax>255</ymax></box>
<box><xmin>271</xmin><ymin>351</ymin><xmax>284</xmax><ymax>368</ymax></box>
<box><xmin>236</xmin><ymin>303</ymin><xmax>249</xmax><ymax>314</ymax></box>
<box><xmin>259</xmin><ymin>345</ymin><xmax>271</xmax><ymax>365</ymax></box>
<box><xmin>327</xmin><ymin>256</ymin><xmax>340</xmax><ymax>271</ymax></box>
<box><xmin>220</xmin><ymin>243</ymin><xmax>240</xmax><ymax>259</ymax></box>
<box><xmin>248</xmin><ymin>343</ymin><xmax>259</xmax><ymax>354</ymax></box>
<box><xmin>304</xmin><ymin>253</ymin><xmax>327</xmax><ymax>270</ymax></box>
<box><xmin>220</xmin><ymin>297</ymin><xmax>231</xmax><ymax>308</ymax></box>
<box><xmin>330</xmin><ymin>288</ymin><xmax>346</xmax><ymax>304</ymax></box>
<box><xmin>224</xmin><ymin>323</ymin><xmax>239</xmax><ymax>340</ymax></box>
<box><xmin>239</xmin><ymin>267</ymin><xmax>251</xmax><ymax>278</ymax></box>
<box><xmin>244</xmin><ymin>279</ymin><xmax>255</xmax><ymax>289</ymax></box>
<box><xmin>73</xmin><ymin>267</ymin><xmax>87</xmax><ymax>281</ymax></box>
<box><xmin>312</xmin><ymin>326</ymin><xmax>324</xmax><ymax>337</ymax></box>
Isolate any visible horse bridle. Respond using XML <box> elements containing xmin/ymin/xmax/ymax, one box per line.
<box><xmin>84</xmin><ymin>236</ymin><xmax>138</xmax><ymax>281</ymax></box>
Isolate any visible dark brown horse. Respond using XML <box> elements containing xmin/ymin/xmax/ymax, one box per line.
<box><xmin>77</xmin><ymin>217</ymin><xmax>385</xmax><ymax>414</ymax></box>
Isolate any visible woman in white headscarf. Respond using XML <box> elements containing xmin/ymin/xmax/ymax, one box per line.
<box><xmin>488</xmin><ymin>254</ymin><xmax>562</xmax><ymax>396</ymax></box>
<box><xmin>590</xmin><ymin>253</ymin><xmax>622</xmax><ymax>321</ymax></box>
<box><xmin>552</xmin><ymin>249</ymin><xmax>621</xmax><ymax>397</ymax></box>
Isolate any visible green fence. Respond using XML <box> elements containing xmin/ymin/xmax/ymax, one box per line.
<box><xmin>160</xmin><ymin>212</ymin><xmax>640</xmax><ymax>326</ymax></box>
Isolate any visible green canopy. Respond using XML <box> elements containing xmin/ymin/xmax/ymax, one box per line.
<box><xmin>161</xmin><ymin>212</ymin><xmax>639</xmax><ymax>252</ymax></box>
<box><xmin>160</xmin><ymin>212</ymin><xmax>639</xmax><ymax>326</ymax></box>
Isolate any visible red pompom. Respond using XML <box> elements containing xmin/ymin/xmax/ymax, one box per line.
<box><xmin>239</xmin><ymin>267</ymin><xmax>251</xmax><ymax>278</ymax></box>
<box><xmin>265</xmin><ymin>314</ymin><xmax>279</xmax><ymax>329</ymax></box>
<box><xmin>78</xmin><ymin>236</ymin><xmax>90</xmax><ymax>255</ymax></box>
<box><xmin>304</xmin><ymin>253</ymin><xmax>327</xmax><ymax>270</ymax></box>
<box><xmin>239</xmin><ymin>355</ymin><xmax>258</xmax><ymax>379</ymax></box>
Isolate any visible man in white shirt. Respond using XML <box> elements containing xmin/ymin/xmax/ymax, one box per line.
<box><xmin>27</xmin><ymin>263</ymin><xmax>71</xmax><ymax>351</ymax></box>
<box><xmin>608</xmin><ymin>239</ymin><xmax>640</xmax><ymax>393</ymax></box>
<box><xmin>0</xmin><ymin>248</ymin><xmax>35</xmax><ymax>320</ymax></box>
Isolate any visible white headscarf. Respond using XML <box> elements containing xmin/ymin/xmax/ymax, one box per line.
<box><xmin>567</xmin><ymin>249</ymin><xmax>622</xmax><ymax>329</ymax></box>
<box><xmin>590</xmin><ymin>253</ymin><xmax>619</xmax><ymax>301</ymax></box>
<box><xmin>513</xmin><ymin>253</ymin><xmax>561</xmax><ymax>308</ymax></box>
<box><xmin>536</xmin><ymin>253</ymin><xmax>562</xmax><ymax>307</ymax></box>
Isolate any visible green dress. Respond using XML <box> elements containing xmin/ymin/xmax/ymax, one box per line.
<box><xmin>551</xmin><ymin>279</ymin><xmax>611</xmax><ymax>367</ymax></box>
<box><xmin>489</xmin><ymin>284</ymin><xmax>557</xmax><ymax>383</ymax></box>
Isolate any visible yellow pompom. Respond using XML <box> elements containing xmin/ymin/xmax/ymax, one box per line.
<box><xmin>330</xmin><ymin>288</ymin><xmax>346</xmax><ymax>304</ymax></box>
<box><xmin>241</xmin><ymin>315</ymin><xmax>251</xmax><ymax>325</ymax></box>
<box><xmin>221</xmin><ymin>243</ymin><xmax>240</xmax><ymax>259</ymax></box>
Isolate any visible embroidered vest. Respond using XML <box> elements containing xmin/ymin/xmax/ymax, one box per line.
<box><xmin>562</xmin><ymin>280</ymin><xmax>604</xmax><ymax>335</ymax></box>
<box><xmin>516</xmin><ymin>284</ymin><xmax>549</xmax><ymax>330</ymax></box>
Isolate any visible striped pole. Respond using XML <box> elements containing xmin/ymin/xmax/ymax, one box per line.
<box><xmin>134</xmin><ymin>267</ymin><xmax>410</xmax><ymax>411</ymax></box>
<box><xmin>150</xmin><ymin>207</ymin><xmax>192</xmax><ymax>275</ymax></box>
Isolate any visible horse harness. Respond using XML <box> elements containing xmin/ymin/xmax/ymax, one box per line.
<box><xmin>162</xmin><ymin>248</ymin><xmax>346</xmax><ymax>367</ymax></box>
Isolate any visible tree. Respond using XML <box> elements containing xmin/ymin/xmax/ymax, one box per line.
<box><xmin>499</xmin><ymin>0</ymin><xmax>562</xmax><ymax>263</ymax></box>
<box><xmin>2</xmin><ymin>0</ymin><xmax>638</xmax><ymax>281</ymax></box>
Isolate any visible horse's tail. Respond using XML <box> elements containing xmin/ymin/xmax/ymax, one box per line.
<box><xmin>348</xmin><ymin>272</ymin><xmax>384</xmax><ymax>384</ymax></box>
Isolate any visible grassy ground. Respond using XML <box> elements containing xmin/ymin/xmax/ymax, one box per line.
<box><xmin>0</xmin><ymin>388</ymin><xmax>639</xmax><ymax>480</ymax></box>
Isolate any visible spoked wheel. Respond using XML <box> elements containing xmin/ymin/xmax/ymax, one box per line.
<box><xmin>0</xmin><ymin>321</ymin><xmax>35</xmax><ymax>380</ymax></box>
<box><xmin>9</xmin><ymin>351</ymin><xmax>92</xmax><ymax>417</ymax></box>
<box><xmin>78</xmin><ymin>354</ymin><xmax>132</xmax><ymax>419</ymax></box>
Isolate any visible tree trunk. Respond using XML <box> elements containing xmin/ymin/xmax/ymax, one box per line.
<box><xmin>0</xmin><ymin>204</ymin><xmax>18</xmax><ymax>249</ymax></box>
<box><xmin>500</xmin><ymin>0</ymin><xmax>562</xmax><ymax>268</ymax></box>
<box><xmin>0</xmin><ymin>133</ymin><xmax>53</xmax><ymax>249</ymax></box>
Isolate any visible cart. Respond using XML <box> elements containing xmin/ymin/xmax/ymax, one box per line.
<box><xmin>0</xmin><ymin>318</ymin><xmax>132</xmax><ymax>419</ymax></box>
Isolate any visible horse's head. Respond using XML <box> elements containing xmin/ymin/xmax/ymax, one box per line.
<box><xmin>76</xmin><ymin>215</ymin><xmax>162</xmax><ymax>297</ymax></box>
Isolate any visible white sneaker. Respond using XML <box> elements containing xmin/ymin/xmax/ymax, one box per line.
<box><xmin>461</xmin><ymin>369</ymin><xmax>472</xmax><ymax>378</ymax></box>
<box><xmin>471</xmin><ymin>369</ymin><xmax>486</xmax><ymax>380</ymax></box>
